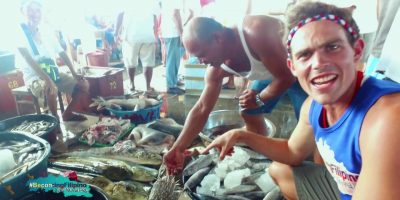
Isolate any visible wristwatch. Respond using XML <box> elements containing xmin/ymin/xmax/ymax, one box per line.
<box><xmin>256</xmin><ymin>94</ymin><xmax>265</xmax><ymax>107</ymax></box>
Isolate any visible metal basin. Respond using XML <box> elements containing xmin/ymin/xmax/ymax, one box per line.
<box><xmin>200</xmin><ymin>110</ymin><xmax>276</xmax><ymax>145</ymax></box>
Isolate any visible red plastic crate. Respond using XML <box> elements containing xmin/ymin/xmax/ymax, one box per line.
<box><xmin>83</xmin><ymin>67</ymin><xmax>124</xmax><ymax>98</ymax></box>
<box><xmin>0</xmin><ymin>70</ymin><xmax>24</xmax><ymax>112</ymax></box>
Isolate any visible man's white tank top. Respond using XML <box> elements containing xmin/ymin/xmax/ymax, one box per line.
<box><xmin>220</xmin><ymin>17</ymin><xmax>274</xmax><ymax>81</ymax></box>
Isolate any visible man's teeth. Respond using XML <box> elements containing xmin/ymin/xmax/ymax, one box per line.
<box><xmin>313</xmin><ymin>75</ymin><xmax>336</xmax><ymax>84</ymax></box>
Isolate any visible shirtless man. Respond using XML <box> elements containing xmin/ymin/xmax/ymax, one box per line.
<box><xmin>164</xmin><ymin>16</ymin><xmax>307</xmax><ymax>174</ymax></box>
<box><xmin>202</xmin><ymin>2</ymin><xmax>400</xmax><ymax>199</ymax></box>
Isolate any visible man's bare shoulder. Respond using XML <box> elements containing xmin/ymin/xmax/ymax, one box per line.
<box><xmin>243</xmin><ymin>15</ymin><xmax>283</xmax><ymax>36</ymax></box>
<box><xmin>362</xmin><ymin>92</ymin><xmax>400</xmax><ymax>144</ymax></box>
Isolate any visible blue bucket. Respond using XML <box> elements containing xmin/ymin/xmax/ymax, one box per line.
<box><xmin>107</xmin><ymin>102</ymin><xmax>162</xmax><ymax>125</ymax></box>
<box><xmin>0</xmin><ymin>132</ymin><xmax>51</xmax><ymax>200</ymax></box>
<box><xmin>0</xmin><ymin>114</ymin><xmax>59</xmax><ymax>145</ymax></box>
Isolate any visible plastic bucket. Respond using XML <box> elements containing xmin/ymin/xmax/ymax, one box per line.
<box><xmin>0</xmin><ymin>114</ymin><xmax>59</xmax><ymax>145</ymax></box>
<box><xmin>86</xmin><ymin>51</ymin><xmax>109</xmax><ymax>67</ymax></box>
<box><xmin>107</xmin><ymin>102</ymin><xmax>162</xmax><ymax>125</ymax></box>
<box><xmin>0</xmin><ymin>132</ymin><xmax>51</xmax><ymax>200</ymax></box>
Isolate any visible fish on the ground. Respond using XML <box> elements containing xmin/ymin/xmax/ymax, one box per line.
<box><xmin>90</xmin><ymin>96</ymin><xmax>159</xmax><ymax>111</ymax></box>
<box><xmin>50</xmin><ymin>157</ymin><xmax>134</xmax><ymax>181</ymax></box>
<box><xmin>146</xmin><ymin>118</ymin><xmax>183</xmax><ymax>138</ymax></box>
<box><xmin>60</xmin><ymin>146</ymin><xmax>163</xmax><ymax>166</ymax></box>
<box><xmin>50</xmin><ymin>156</ymin><xmax>157</xmax><ymax>182</ymax></box>
<box><xmin>128</xmin><ymin>126</ymin><xmax>175</xmax><ymax>147</ymax></box>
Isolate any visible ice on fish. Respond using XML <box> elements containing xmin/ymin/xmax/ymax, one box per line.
<box><xmin>223</xmin><ymin>168</ymin><xmax>251</xmax><ymax>189</ymax></box>
<box><xmin>214</xmin><ymin>162</ymin><xmax>228</xmax><ymax>179</ymax></box>
<box><xmin>255</xmin><ymin>169</ymin><xmax>277</xmax><ymax>193</ymax></box>
<box><xmin>200</xmin><ymin>174</ymin><xmax>220</xmax><ymax>192</ymax></box>
<box><xmin>0</xmin><ymin>149</ymin><xmax>16</xmax><ymax>177</ymax></box>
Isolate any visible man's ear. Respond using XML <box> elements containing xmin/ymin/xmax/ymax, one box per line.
<box><xmin>287</xmin><ymin>58</ymin><xmax>297</xmax><ymax>77</ymax></box>
<box><xmin>353</xmin><ymin>38</ymin><xmax>365</xmax><ymax>63</ymax></box>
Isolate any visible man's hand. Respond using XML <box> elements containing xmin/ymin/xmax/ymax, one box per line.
<box><xmin>238</xmin><ymin>89</ymin><xmax>258</xmax><ymax>109</ymax></box>
<box><xmin>164</xmin><ymin>147</ymin><xmax>185</xmax><ymax>175</ymax></box>
<box><xmin>200</xmin><ymin>129</ymin><xmax>240</xmax><ymax>160</ymax></box>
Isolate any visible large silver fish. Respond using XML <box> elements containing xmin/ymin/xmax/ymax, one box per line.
<box><xmin>61</xmin><ymin>146</ymin><xmax>162</xmax><ymax>166</ymax></box>
<box><xmin>90</xmin><ymin>96</ymin><xmax>159</xmax><ymax>111</ymax></box>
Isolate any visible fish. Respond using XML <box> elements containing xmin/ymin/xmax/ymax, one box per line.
<box><xmin>183</xmin><ymin>154</ymin><xmax>216</xmax><ymax>176</ymax></box>
<box><xmin>146</xmin><ymin>118</ymin><xmax>183</xmax><ymax>138</ymax></box>
<box><xmin>242</xmin><ymin>191</ymin><xmax>267</xmax><ymax>199</ymax></box>
<box><xmin>111</xmin><ymin>181</ymin><xmax>150</xmax><ymax>200</ymax></box>
<box><xmin>50</xmin><ymin>156</ymin><xmax>156</xmax><ymax>182</ymax></box>
<box><xmin>184</xmin><ymin>167</ymin><xmax>211</xmax><ymax>191</ymax></box>
<box><xmin>148</xmin><ymin>176</ymin><xmax>180</xmax><ymax>200</ymax></box>
<box><xmin>90</xmin><ymin>96</ymin><xmax>159</xmax><ymax>111</ymax></box>
<box><xmin>128</xmin><ymin>126</ymin><xmax>175</xmax><ymax>147</ymax></box>
<box><xmin>49</xmin><ymin>157</ymin><xmax>134</xmax><ymax>181</ymax></box>
<box><xmin>60</xmin><ymin>146</ymin><xmax>162</xmax><ymax>166</ymax></box>
<box><xmin>223</xmin><ymin>185</ymin><xmax>258</xmax><ymax>195</ymax></box>
<box><xmin>128</xmin><ymin>163</ymin><xmax>158</xmax><ymax>182</ymax></box>
<box><xmin>78</xmin><ymin>175</ymin><xmax>151</xmax><ymax>200</ymax></box>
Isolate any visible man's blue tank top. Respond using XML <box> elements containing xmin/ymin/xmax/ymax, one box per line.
<box><xmin>309</xmin><ymin>77</ymin><xmax>400</xmax><ymax>199</ymax></box>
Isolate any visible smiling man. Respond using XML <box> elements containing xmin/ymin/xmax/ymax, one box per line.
<box><xmin>163</xmin><ymin>16</ymin><xmax>308</xmax><ymax>175</ymax></box>
<box><xmin>200</xmin><ymin>2</ymin><xmax>400</xmax><ymax>200</ymax></box>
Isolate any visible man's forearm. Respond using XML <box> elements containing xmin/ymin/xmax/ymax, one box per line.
<box><xmin>59</xmin><ymin>51</ymin><xmax>77</xmax><ymax>76</ymax></box>
<box><xmin>172</xmin><ymin>106</ymin><xmax>210</xmax><ymax>151</ymax></box>
<box><xmin>237</xmin><ymin>131</ymin><xmax>302</xmax><ymax>165</ymax></box>
<box><xmin>259</xmin><ymin>77</ymin><xmax>295</xmax><ymax>102</ymax></box>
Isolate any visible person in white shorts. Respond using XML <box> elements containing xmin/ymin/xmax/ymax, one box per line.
<box><xmin>115</xmin><ymin>0</ymin><xmax>159</xmax><ymax>94</ymax></box>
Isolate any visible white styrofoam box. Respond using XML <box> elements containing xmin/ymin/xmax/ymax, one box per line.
<box><xmin>185</xmin><ymin>64</ymin><xmax>207</xmax><ymax>91</ymax></box>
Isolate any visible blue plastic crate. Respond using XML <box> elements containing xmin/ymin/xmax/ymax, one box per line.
<box><xmin>107</xmin><ymin>102</ymin><xmax>162</xmax><ymax>125</ymax></box>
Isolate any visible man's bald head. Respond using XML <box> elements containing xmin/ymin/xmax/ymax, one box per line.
<box><xmin>183</xmin><ymin>17</ymin><xmax>224</xmax><ymax>44</ymax></box>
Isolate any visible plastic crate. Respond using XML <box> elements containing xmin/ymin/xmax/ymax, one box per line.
<box><xmin>82</xmin><ymin>67</ymin><xmax>124</xmax><ymax>98</ymax></box>
<box><xmin>0</xmin><ymin>132</ymin><xmax>51</xmax><ymax>200</ymax></box>
<box><xmin>107</xmin><ymin>102</ymin><xmax>162</xmax><ymax>125</ymax></box>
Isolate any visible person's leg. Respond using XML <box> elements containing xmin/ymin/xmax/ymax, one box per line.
<box><xmin>270</xmin><ymin>161</ymin><xmax>341</xmax><ymax>200</ymax></box>
<box><xmin>57</xmin><ymin>73</ymin><xmax>89</xmax><ymax>121</ymax></box>
<box><xmin>122</xmin><ymin>42</ymin><xmax>140</xmax><ymax>91</ymax></box>
<box><xmin>30</xmin><ymin>80</ymin><xmax>58</xmax><ymax>118</ymax></box>
<box><xmin>140</xmin><ymin>43</ymin><xmax>156</xmax><ymax>91</ymax></box>
<box><xmin>164</xmin><ymin>37</ymin><xmax>184</xmax><ymax>94</ymax></box>
<box><xmin>287</xmin><ymin>81</ymin><xmax>308</xmax><ymax>119</ymax></box>
<box><xmin>222</xmin><ymin>75</ymin><xmax>235</xmax><ymax>89</ymax></box>
<box><xmin>164</xmin><ymin>37</ymin><xmax>179</xmax><ymax>89</ymax></box>
<box><xmin>241</xmin><ymin>79</ymin><xmax>281</xmax><ymax>135</ymax></box>
<box><xmin>269</xmin><ymin>162</ymin><xmax>298</xmax><ymax>200</ymax></box>
<box><xmin>241</xmin><ymin>113</ymin><xmax>268</xmax><ymax>135</ymax></box>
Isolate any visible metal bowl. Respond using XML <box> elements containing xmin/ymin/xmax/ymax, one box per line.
<box><xmin>199</xmin><ymin>110</ymin><xmax>276</xmax><ymax>145</ymax></box>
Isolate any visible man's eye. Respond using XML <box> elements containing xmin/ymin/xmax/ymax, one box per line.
<box><xmin>297</xmin><ymin>52</ymin><xmax>311</xmax><ymax>60</ymax></box>
<box><xmin>327</xmin><ymin>44</ymin><xmax>339</xmax><ymax>51</ymax></box>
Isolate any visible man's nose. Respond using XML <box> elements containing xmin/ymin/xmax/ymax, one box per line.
<box><xmin>310</xmin><ymin>51</ymin><xmax>328</xmax><ymax>69</ymax></box>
